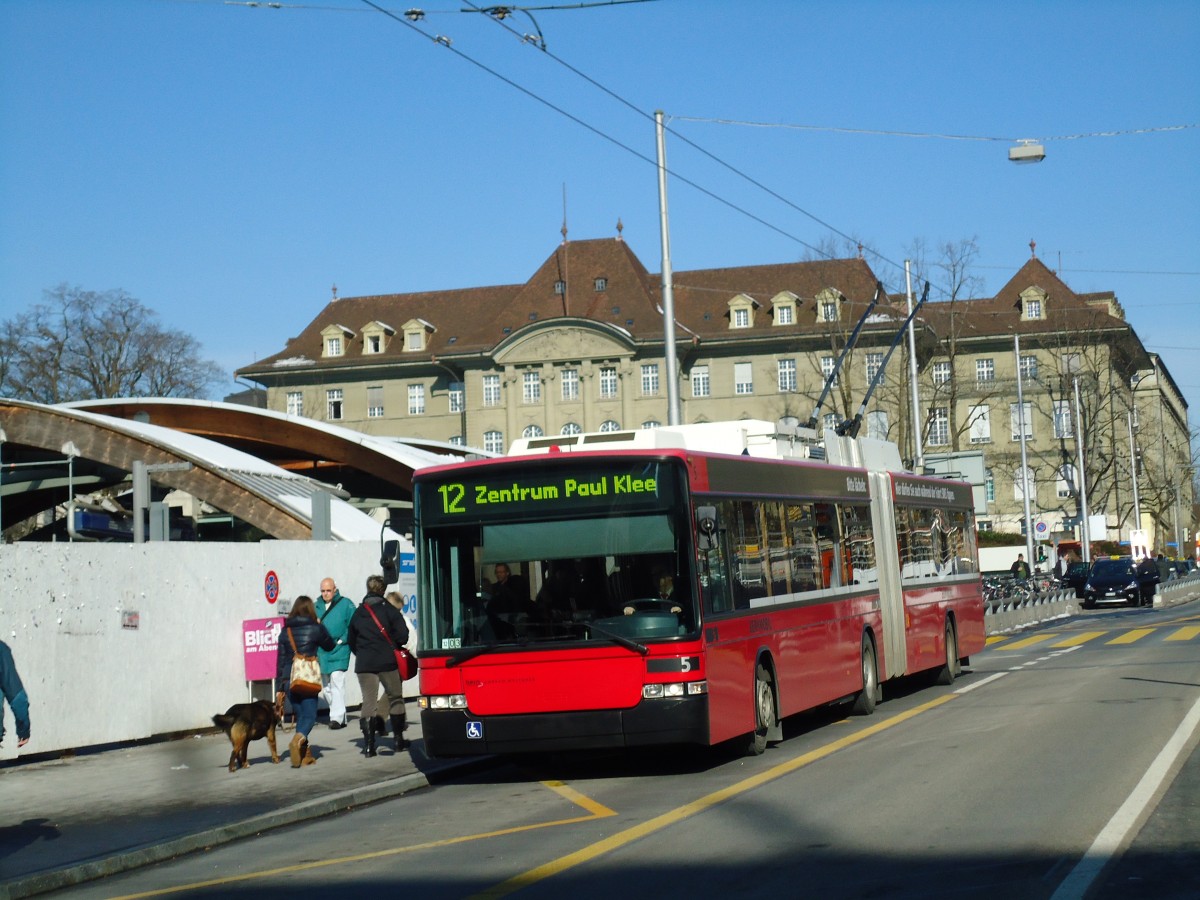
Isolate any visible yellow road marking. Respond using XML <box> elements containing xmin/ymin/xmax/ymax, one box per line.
<box><xmin>469</xmin><ymin>694</ymin><xmax>957</xmax><ymax>899</ymax></box>
<box><xmin>985</xmin><ymin>635</ymin><xmax>1009</xmax><ymax>646</ymax></box>
<box><xmin>1108</xmin><ymin>628</ymin><xmax>1155</xmax><ymax>645</ymax></box>
<box><xmin>107</xmin><ymin>781</ymin><xmax>615</xmax><ymax>900</ymax></box>
<box><xmin>1166</xmin><ymin>625</ymin><xmax>1200</xmax><ymax>642</ymax></box>
<box><xmin>1051</xmin><ymin>631</ymin><xmax>1107</xmax><ymax>648</ymax></box>
<box><xmin>996</xmin><ymin>633</ymin><xmax>1059</xmax><ymax>650</ymax></box>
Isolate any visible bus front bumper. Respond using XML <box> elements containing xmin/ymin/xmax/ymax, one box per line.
<box><xmin>419</xmin><ymin>695</ymin><xmax>710</xmax><ymax>757</ymax></box>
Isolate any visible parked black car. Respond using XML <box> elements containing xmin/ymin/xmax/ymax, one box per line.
<box><xmin>1082</xmin><ymin>557</ymin><xmax>1158</xmax><ymax>609</ymax></box>
<box><xmin>1057</xmin><ymin>561</ymin><xmax>1089</xmax><ymax>598</ymax></box>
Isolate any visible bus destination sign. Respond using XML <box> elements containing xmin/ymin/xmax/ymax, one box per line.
<box><xmin>419</xmin><ymin>461</ymin><xmax>674</xmax><ymax>524</ymax></box>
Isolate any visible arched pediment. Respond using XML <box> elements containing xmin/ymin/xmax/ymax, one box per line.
<box><xmin>492</xmin><ymin>318</ymin><xmax>635</xmax><ymax>366</ymax></box>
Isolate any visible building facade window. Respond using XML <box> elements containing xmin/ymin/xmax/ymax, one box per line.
<box><xmin>1010</xmin><ymin>401</ymin><xmax>1033</xmax><ymax>440</ymax></box>
<box><xmin>1020</xmin><ymin>355</ymin><xmax>1038</xmax><ymax>380</ymax></box>
<box><xmin>734</xmin><ymin>362</ymin><xmax>753</xmax><ymax>395</ymax></box>
<box><xmin>594</xmin><ymin>277</ymin><xmax>607</xmax><ymax>292</ymax></box>
<box><xmin>1053</xmin><ymin>399</ymin><xmax>1074</xmax><ymax>438</ymax></box>
<box><xmin>366</xmin><ymin>334</ymin><xmax>382</xmax><ymax>354</ymax></box>
<box><xmin>691</xmin><ymin>366</ymin><xmax>710</xmax><ymax>397</ymax></box>
<box><xmin>561</xmin><ymin>422</ymin><xmax>582</xmax><ymax>436</ymax></box>
<box><xmin>976</xmin><ymin>358</ymin><xmax>995</xmax><ymax>383</ymax></box>
<box><xmin>821</xmin><ymin>356</ymin><xmax>838</xmax><ymax>386</ymax></box>
<box><xmin>641</xmin><ymin>363</ymin><xmax>659</xmax><ymax>396</ymax></box>
<box><xmin>866</xmin><ymin>410</ymin><xmax>888</xmax><ymax>440</ymax></box>
<box><xmin>928</xmin><ymin>407</ymin><xmax>950</xmax><ymax>446</ymax></box>
<box><xmin>968</xmin><ymin>404</ymin><xmax>991</xmax><ymax>443</ymax></box>
<box><xmin>408</xmin><ymin>384</ymin><xmax>425</xmax><ymax>415</ymax></box>
<box><xmin>776</xmin><ymin>304</ymin><xmax>794</xmax><ymax>325</ymax></box>
<box><xmin>778</xmin><ymin>358</ymin><xmax>796</xmax><ymax>393</ymax></box>
<box><xmin>733</xmin><ymin>308</ymin><xmax>750</xmax><ymax>328</ymax></box>
<box><xmin>522</xmin><ymin>370</ymin><xmax>541</xmax><ymax>403</ymax></box>
<box><xmin>1057</xmin><ymin>464</ymin><xmax>1076</xmax><ymax>498</ymax></box>
<box><xmin>823</xmin><ymin>412</ymin><xmax>839</xmax><ymax>430</ymax></box>
<box><xmin>985</xmin><ymin>469</ymin><xmax>995</xmax><ymax>503</ymax></box>
<box><xmin>561</xmin><ymin>368</ymin><xmax>579</xmax><ymax>401</ymax></box>
<box><xmin>484</xmin><ymin>430</ymin><xmax>504</xmax><ymax>454</ymax></box>
<box><xmin>554</xmin><ymin>280</ymin><xmax>566</xmax><ymax>295</ymax></box>
<box><xmin>1014</xmin><ymin>466</ymin><xmax>1035</xmax><ymax>501</ymax></box>
<box><xmin>1026</xmin><ymin>299</ymin><xmax>1042</xmax><ymax>319</ymax></box>
<box><xmin>599</xmin><ymin>366</ymin><xmax>618</xmax><ymax>399</ymax></box>
<box><xmin>326</xmin><ymin>388</ymin><xmax>343</xmax><ymax>421</ymax></box>
<box><xmin>286</xmin><ymin>391</ymin><xmax>303</xmax><ymax>416</ymax></box>
<box><xmin>483</xmin><ymin>374</ymin><xmax>501</xmax><ymax>407</ymax></box>
<box><xmin>325</xmin><ymin>336</ymin><xmax>342</xmax><ymax>357</ymax></box>
<box><xmin>641</xmin><ymin>420</ymin><xmax>661</xmax><ymax>429</ymax></box>
<box><xmin>821</xmin><ymin>301</ymin><xmax>837</xmax><ymax>322</ymax></box>
<box><xmin>405</xmin><ymin>331</ymin><xmax>423</xmax><ymax>351</ymax></box>
<box><xmin>599</xmin><ymin>419</ymin><xmax>621</xmax><ymax>432</ymax></box>
<box><xmin>449</xmin><ymin>383</ymin><xmax>464</xmax><ymax>413</ymax></box>
<box><xmin>932</xmin><ymin>361</ymin><xmax>951</xmax><ymax>385</ymax></box>
<box><xmin>449</xmin><ymin>435</ymin><xmax>464</xmax><ymax>447</ymax></box>
<box><xmin>367</xmin><ymin>386</ymin><xmax>384</xmax><ymax>418</ymax></box>
<box><xmin>865</xmin><ymin>352</ymin><xmax>883</xmax><ymax>383</ymax></box>
<box><xmin>522</xmin><ymin>425</ymin><xmax>544</xmax><ymax>439</ymax></box>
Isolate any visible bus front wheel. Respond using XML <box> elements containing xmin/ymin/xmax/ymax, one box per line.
<box><xmin>850</xmin><ymin>634</ymin><xmax>878</xmax><ymax>716</ymax></box>
<box><xmin>748</xmin><ymin>664</ymin><xmax>775</xmax><ymax>756</ymax></box>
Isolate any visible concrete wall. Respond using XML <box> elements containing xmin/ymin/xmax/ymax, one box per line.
<box><xmin>0</xmin><ymin>541</ymin><xmax>404</xmax><ymax>762</ymax></box>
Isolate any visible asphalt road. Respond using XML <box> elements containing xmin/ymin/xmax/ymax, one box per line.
<box><xmin>47</xmin><ymin>602</ymin><xmax>1200</xmax><ymax>900</ymax></box>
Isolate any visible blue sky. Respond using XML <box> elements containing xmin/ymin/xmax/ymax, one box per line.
<box><xmin>2</xmin><ymin>0</ymin><xmax>1198</xmax><ymax>421</ymax></box>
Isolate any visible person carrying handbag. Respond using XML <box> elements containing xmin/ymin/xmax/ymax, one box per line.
<box><xmin>347</xmin><ymin>574</ymin><xmax>410</xmax><ymax>757</ymax></box>
<box><xmin>275</xmin><ymin>595</ymin><xmax>336</xmax><ymax>767</ymax></box>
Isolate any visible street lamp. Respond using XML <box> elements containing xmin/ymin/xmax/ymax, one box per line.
<box><xmin>1008</xmin><ymin>140</ymin><xmax>1046</xmax><ymax>163</ymax></box>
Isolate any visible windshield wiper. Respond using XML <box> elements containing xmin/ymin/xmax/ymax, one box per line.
<box><xmin>445</xmin><ymin>642</ymin><xmax>504</xmax><ymax>666</ymax></box>
<box><xmin>582</xmin><ymin>622</ymin><xmax>649</xmax><ymax>656</ymax></box>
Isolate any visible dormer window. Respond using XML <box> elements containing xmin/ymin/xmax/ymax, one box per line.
<box><xmin>814</xmin><ymin>288</ymin><xmax>844</xmax><ymax>323</ymax></box>
<box><xmin>594</xmin><ymin>277</ymin><xmax>607</xmax><ymax>292</ymax></box>
<box><xmin>320</xmin><ymin>324</ymin><xmax>354</xmax><ymax>358</ymax></box>
<box><xmin>360</xmin><ymin>320</ymin><xmax>396</xmax><ymax>355</ymax></box>
<box><xmin>770</xmin><ymin>291</ymin><xmax>798</xmax><ymax>326</ymax></box>
<box><xmin>1020</xmin><ymin>286</ymin><xmax>1048</xmax><ymax>321</ymax></box>
<box><xmin>401</xmin><ymin>318</ymin><xmax>435</xmax><ymax>353</ymax></box>
<box><xmin>727</xmin><ymin>293</ymin><xmax>759</xmax><ymax>330</ymax></box>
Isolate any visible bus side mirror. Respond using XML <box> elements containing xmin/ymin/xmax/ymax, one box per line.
<box><xmin>381</xmin><ymin>539</ymin><xmax>400</xmax><ymax>587</ymax></box>
<box><xmin>696</xmin><ymin>506</ymin><xmax>718</xmax><ymax>550</ymax></box>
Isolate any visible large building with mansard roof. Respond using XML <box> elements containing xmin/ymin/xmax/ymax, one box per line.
<box><xmin>237</xmin><ymin>235</ymin><xmax>1193</xmax><ymax>556</ymax></box>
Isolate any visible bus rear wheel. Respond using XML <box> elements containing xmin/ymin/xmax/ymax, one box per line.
<box><xmin>934</xmin><ymin>621</ymin><xmax>959</xmax><ymax>686</ymax></box>
<box><xmin>748</xmin><ymin>664</ymin><xmax>775</xmax><ymax>756</ymax></box>
<box><xmin>850</xmin><ymin>634</ymin><xmax>878</xmax><ymax>716</ymax></box>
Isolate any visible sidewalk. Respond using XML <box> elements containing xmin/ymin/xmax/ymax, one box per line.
<box><xmin>0</xmin><ymin>705</ymin><xmax>483</xmax><ymax>900</ymax></box>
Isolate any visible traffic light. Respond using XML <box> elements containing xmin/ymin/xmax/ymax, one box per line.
<box><xmin>1037</xmin><ymin>546</ymin><xmax>1047</xmax><ymax>563</ymax></box>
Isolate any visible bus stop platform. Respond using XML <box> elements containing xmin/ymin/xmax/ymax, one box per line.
<box><xmin>0</xmin><ymin>705</ymin><xmax>483</xmax><ymax>899</ymax></box>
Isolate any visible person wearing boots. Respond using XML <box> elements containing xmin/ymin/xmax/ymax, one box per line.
<box><xmin>275</xmin><ymin>595</ymin><xmax>336</xmax><ymax>767</ymax></box>
<box><xmin>348</xmin><ymin>574</ymin><xmax>410</xmax><ymax>757</ymax></box>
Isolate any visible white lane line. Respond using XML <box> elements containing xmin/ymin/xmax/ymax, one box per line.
<box><xmin>954</xmin><ymin>672</ymin><xmax>1008</xmax><ymax>694</ymax></box>
<box><xmin>1051</xmin><ymin>693</ymin><xmax>1200</xmax><ymax>900</ymax></box>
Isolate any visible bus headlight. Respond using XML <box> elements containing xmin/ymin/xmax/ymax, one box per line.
<box><xmin>421</xmin><ymin>694</ymin><xmax>467</xmax><ymax>710</ymax></box>
<box><xmin>643</xmin><ymin>681</ymin><xmax>706</xmax><ymax>699</ymax></box>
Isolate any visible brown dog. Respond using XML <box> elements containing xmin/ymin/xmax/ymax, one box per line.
<box><xmin>212</xmin><ymin>700</ymin><xmax>281</xmax><ymax>772</ymax></box>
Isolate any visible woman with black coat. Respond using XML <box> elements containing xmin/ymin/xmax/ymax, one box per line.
<box><xmin>347</xmin><ymin>574</ymin><xmax>410</xmax><ymax>757</ymax></box>
<box><xmin>275</xmin><ymin>595</ymin><xmax>336</xmax><ymax>767</ymax></box>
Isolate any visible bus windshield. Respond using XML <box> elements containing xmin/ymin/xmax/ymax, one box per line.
<box><xmin>415</xmin><ymin>458</ymin><xmax>697</xmax><ymax>654</ymax></box>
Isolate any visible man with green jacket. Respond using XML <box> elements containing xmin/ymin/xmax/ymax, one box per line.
<box><xmin>316</xmin><ymin>577</ymin><xmax>355</xmax><ymax>729</ymax></box>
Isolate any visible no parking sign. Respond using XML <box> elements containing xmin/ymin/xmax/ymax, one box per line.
<box><xmin>264</xmin><ymin>570</ymin><xmax>280</xmax><ymax>604</ymax></box>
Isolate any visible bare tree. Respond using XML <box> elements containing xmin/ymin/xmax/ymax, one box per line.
<box><xmin>0</xmin><ymin>285</ymin><xmax>225</xmax><ymax>402</ymax></box>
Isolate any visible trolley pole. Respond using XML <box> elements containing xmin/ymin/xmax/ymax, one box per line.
<box><xmin>655</xmin><ymin>110</ymin><xmax>682</xmax><ymax>427</ymax></box>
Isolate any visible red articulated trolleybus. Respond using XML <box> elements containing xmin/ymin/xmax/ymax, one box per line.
<box><xmin>409</xmin><ymin>420</ymin><xmax>984</xmax><ymax>757</ymax></box>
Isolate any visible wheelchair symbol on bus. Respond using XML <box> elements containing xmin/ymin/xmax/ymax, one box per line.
<box><xmin>466</xmin><ymin>721</ymin><xmax>484</xmax><ymax>740</ymax></box>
